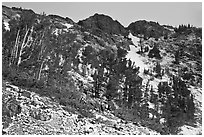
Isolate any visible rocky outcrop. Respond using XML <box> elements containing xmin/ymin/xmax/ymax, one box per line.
<box><xmin>127</xmin><ymin>20</ymin><xmax>170</xmax><ymax>39</ymax></box>
<box><xmin>78</xmin><ymin>13</ymin><xmax>128</xmax><ymax>36</ymax></box>
<box><xmin>48</xmin><ymin>14</ymin><xmax>75</xmax><ymax>25</ymax></box>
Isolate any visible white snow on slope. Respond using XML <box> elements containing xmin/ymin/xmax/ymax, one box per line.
<box><xmin>53</xmin><ymin>28</ymin><xmax>61</xmax><ymax>36</ymax></box>
<box><xmin>126</xmin><ymin>33</ymin><xmax>149</xmax><ymax>75</ymax></box>
<box><xmin>128</xmin><ymin>33</ymin><xmax>140</xmax><ymax>46</ymax></box>
<box><xmin>63</xmin><ymin>23</ymin><xmax>73</xmax><ymax>29</ymax></box>
<box><xmin>4</xmin><ymin>21</ymin><xmax>10</xmax><ymax>31</ymax></box>
<box><xmin>126</xmin><ymin>45</ymin><xmax>148</xmax><ymax>75</ymax></box>
<box><xmin>53</xmin><ymin>23</ymin><xmax>73</xmax><ymax>35</ymax></box>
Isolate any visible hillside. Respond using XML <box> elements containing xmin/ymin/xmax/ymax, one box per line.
<box><xmin>2</xmin><ymin>5</ymin><xmax>202</xmax><ymax>135</ymax></box>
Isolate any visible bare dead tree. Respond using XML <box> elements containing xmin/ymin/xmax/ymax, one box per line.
<box><xmin>17</xmin><ymin>26</ymin><xmax>34</xmax><ymax>66</ymax></box>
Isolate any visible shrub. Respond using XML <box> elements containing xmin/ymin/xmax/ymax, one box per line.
<box><xmin>35</xmin><ymin>79</ymin><xmax>44</xmax><ymax>89</ymax></box>
<box><xmin>2</xmin><ymin>64</ymin><xmax>11</xmax><ymax>78</ymax></box>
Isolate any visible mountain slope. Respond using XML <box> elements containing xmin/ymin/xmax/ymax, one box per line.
<box><xmin>2</xmin><ymin>5</ymin><xmax>202</xmax><ymax>135</ymax></box>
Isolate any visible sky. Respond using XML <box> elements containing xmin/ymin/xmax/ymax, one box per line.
<box><xmin>2</xmin><ymin>2</ymin><xmax>202</xmax><ymax>27</ymax></box>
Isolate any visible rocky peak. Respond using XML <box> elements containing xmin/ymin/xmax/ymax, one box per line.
<box><xmin>78</xmin><ymin>13</ymin><xmax>128</xmax><ymax>36</ymax></box>
<box><xmin>127</xmin><ymin>20</ymin><xmax>171</xmax><ymax>39</ymax></box>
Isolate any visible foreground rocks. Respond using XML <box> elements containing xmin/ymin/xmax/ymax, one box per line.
<box><xmin>2</xmin><ymin>81</ymin><xmax>159</xmax><ymax>135</ymax></box>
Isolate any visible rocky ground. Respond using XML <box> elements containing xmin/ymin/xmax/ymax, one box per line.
<box><xmin>2</xmin><ymin>80</ymin><xmax>159</xmax><ymax>135</ymax></box>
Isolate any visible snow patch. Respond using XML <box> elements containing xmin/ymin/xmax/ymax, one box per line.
<box><xmin>128</xmin><ymin>33</ymin><xmax>140</xmax><ymax>46</ymax></box>
<box><xmin>148</xmin><ymin>102</ymin><xmax>155</xmax><ymax>109</ymax></box>
<box><xmin>63</xmin><ymin>23</ymin><xmax>73</xmax><ymax>29</ymax></box>
<box><xmin>53</xmin><ymin>28</ymin><xmax>62</xmax><ymax>36</ymax></box>
<box><xmin>159</xmin><ymin>118</ymin><xmax>165</xmax><ymax>124</ymax></box>
<box><xmin>126</xmin><ymin>45</ymin><xmax>148</xmax><ymax>75</ymax></box>
<box><xmin>53</xmin><ymin>23</ymin><xmax>73</xmax><ymax>35</ymax></box>
<box><xmin>62</xmin><ymin>23</ymin><xmax>73</xmax><ymax>32</ymax></box>
<box><xmin>59</xmin><ymin>54</ymin><xmax>65</xmax><ymax>66</ymax></box>
<box><xmin>4</xmin><ymin>21</ymin><xmax>10</xmax><ymax>31</ymax></box>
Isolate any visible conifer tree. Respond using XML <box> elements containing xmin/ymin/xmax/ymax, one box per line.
<box><xmin>148</xmin><ymin>45</ymin><xmax>162</xmax><ymax>59</ymax></box>
<box><xmin>186</xmin><ymin>94</ymin><xmax>195</xmax><ymax>119</ymax></box>
<box><xmin>174</xmin><ymin>50</ymin><xmax>180</xmax><ymax>64</ymax></box>
<box><xmin>155</xmin><ymin>62</ymin><xmax>161</xmax><ymax>77</ymax></box>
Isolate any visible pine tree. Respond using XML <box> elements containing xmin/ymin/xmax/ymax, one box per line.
<box><xmin>105</xmin><ymin>74</ymin><xmax>119</xmax><ymax>101</ymax></box>
<box><xmin>186</xmin><ymin>94</ymin><xmax>195</xmax><ymax>119</ymax></box>
<box><xmin>148</xmin><ymin>45</ymin><xmax>162</xmax><ymax>59</ymax></box>
<box><xmin>155</xmin><ymin>62</ymin><xmax>161</xmax><ymax>78</ymax></box>
<box><xmin>140</xmin><ymin>89</ymin><xmax>150</xmax><ymax>119</ymax></box>
<box><xmin>174</xmin><ymin>50</ymin><xmax>180</xmax><ymax>64</ymax></box>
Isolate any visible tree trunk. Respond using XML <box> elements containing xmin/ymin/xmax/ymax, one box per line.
<box><xmin>9</xmin><ymin>29</ymin><xmax>20</xmax><ymax>66</ymax></box>
<box><xmin>38</xmin><ymin>31</ymin><xmax>45</xmax><ymax>60</ymax></box>
<box><xmin>37</xmin><ymin>60</ymin><xmax>45</xmax><ymax>80</ymax></box>
<box><xmin>24</xmin><ymin>26</ymin><xmax>34</xmax><ymax>48</ymax></box>
<box><xmin>14</xmin><ymin>30</ymin><xmax>20</xmax><ymax>58</ymax></box>
<box><xmin>17</xmin><ymin>27</ymin><xmax>30</xmax><ymax>66</ymax></box>
<box><xmin>123</xmin><ymin>84</ymin><xmax>128</xmax><ymax>103</ymax></box>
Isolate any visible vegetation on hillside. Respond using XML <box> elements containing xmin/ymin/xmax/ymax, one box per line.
<box><xmin>2</xmin><ymin>5</ymin><xmax>202</xmax><ymax>135</ymax></box>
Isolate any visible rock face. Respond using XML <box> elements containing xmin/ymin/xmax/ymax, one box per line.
<box><xmin>78</xmin><ymin>13</ymin><xmax>128</xmax><ymax>36</ymax></box>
